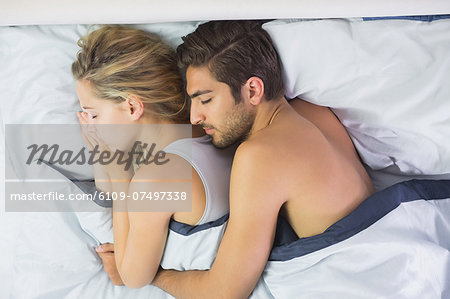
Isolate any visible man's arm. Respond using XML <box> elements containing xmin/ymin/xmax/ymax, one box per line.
<box><xmin>153</xmin><ymin>145</ymin><xmax>284</xmax><ymax>298</ymax></box>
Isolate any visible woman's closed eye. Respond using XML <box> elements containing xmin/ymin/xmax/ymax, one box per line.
<box><xmin>84</xmin><ymin>112</ymin><xmax>98</xmax><ymax>119</ymax></box>
<box><xmin>201</xmin><ymin>98</ymin><xmax>212</xmax><ymax>105</ymax></box>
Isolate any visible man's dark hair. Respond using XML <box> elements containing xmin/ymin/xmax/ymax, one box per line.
<box><xmin>177</xmin><ymin>20</ymin><xmax>285</xmax><ymax>103</ymax></box>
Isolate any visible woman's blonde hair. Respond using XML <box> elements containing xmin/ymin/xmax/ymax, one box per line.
<box><xmin>72</xmin><ymin>25</ymin><xmax>188</xmax><ymax>123</ymax></box>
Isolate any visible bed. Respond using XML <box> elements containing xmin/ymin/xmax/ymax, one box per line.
<box><xmin>1</xmin><ymin>3</ymin><xmax>450</xmax><ymax>298</ymax></box>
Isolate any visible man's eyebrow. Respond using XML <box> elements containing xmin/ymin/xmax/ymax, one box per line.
<box><xmin>190</xmin><ymin>90</ymin><xmax>212</xmax><ymax>99</ymax></box>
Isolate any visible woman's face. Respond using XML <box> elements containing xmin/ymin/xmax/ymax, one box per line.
<box><xmin>76</xmin><ymin>79</ymin><xmax>132</xmax><ymax>125</ymax></box>
<box><xmin>76</xmin><ymin>79</ymin><xmax>140</xmax><ymax>150</ymax></box>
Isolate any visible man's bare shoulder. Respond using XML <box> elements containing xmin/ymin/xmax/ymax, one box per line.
<box><xmin>233</xmin><ymin>135</ymin><xmax>310</xmax><ymax>180</ymax></box>
<box><xmin>234</xmin><ymin>119</ymin><xmax>338</xmax><ymax>192</ymax></box>
<box><xmin>239</xmin><ymin>118</ymin><xmax>328</xmax><ymax>166</ymax></box>
<box><xmin>229</xmin><ymin>141</ymin><xmax>286</xmax><ymax>208</ymax></box>
<box><xmin>233</xmin><ymin>138</ymin><xmax>275</xmax><ymax>169</ymax></box>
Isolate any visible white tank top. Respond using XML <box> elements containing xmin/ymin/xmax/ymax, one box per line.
<box><xmin>163</xmin><ymin>135</ymin><xmax>237</xmax><ymax>225</ymax></box>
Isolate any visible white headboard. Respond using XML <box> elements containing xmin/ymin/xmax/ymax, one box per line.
<box><xmin>1</xmin><ymin>0</ymin><xmax>450</xmax><ymax>26</ymax></box>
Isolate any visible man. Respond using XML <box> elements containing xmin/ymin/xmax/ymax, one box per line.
<box><xmin>150</xmin><ymin>20</ymin><xmax>375</xmax><ymax>298</ymax></box>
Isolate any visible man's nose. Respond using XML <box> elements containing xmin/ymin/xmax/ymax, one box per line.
<box><xmin>190</xmin><ymin>101</ymin><xmax>205</xmax><ymax>125</ymax></box>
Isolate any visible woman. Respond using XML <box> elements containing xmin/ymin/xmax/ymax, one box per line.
<box><xmin>72</xmin><ymin>25</ymin><xmax>236</xmax><ymax>288</ymax></box>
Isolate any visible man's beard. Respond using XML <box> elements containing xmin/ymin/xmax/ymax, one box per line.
<box><xmin>209</xmin><ymin>102</ymin><xmax>255</xmax><ymax>149</ymax></box>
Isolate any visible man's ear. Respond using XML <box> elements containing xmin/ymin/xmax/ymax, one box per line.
<box><xmin>244</xmin><ymin>76</ymin><xmax>264</xmax><ymax>106</ymax></box>
<box><xmin>126</xmin><ymin>95</ymin><xmax>145</xmax><ymax>120</ymax></box>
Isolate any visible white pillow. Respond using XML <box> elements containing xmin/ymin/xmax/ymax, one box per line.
<box><xmin>263</xmin><ymin>18</ymin><xmax>450</xmax><ymax>175</ymax></box>
<box><xmin>0</xmin><ymin>22</ymin><xmax>202</xmax><ymax>181</ymax></box>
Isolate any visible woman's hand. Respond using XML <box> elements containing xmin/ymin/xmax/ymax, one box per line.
<box><xmin>76</xmin><ymin>112</ymin><xmax>133</xmax><ymax>187</ymax></box>
<box><xmin>77</xmin><ymin>111</ymin><xmax>98</xmax><ymax>151</ymax></box>
<box><xmin>77</xmin><ymin>111</ymin><xmax>112</xmax><ymax>192</ymax></box>
<box><xmin>96</xmin><ymin>243</ymin><xmax>124</xmax><ymax>286</ymax></box>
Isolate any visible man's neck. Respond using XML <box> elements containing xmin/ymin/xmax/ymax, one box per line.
<box><xmin>249</xmin><ymin>97</ymin><xmax>288</xmax><ymax>137</ymax></box>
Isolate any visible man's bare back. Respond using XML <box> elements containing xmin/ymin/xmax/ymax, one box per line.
<box><xmin>243</xmin><ymin>98</ymin><xmax>374</xmax><ymax>238</ymax></box>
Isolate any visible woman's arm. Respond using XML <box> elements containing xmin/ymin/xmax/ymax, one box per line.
<box><xmin>93</xmin><ymin>163</ymin><xmax>113</xmax><ymax>193</ymax></box>
<box><xmin>113</xmin><ymin>167</ymin><xmax>173</xmax><ymax>288</ymax></box>
<box><xmin>101</xmin><ymin>161</ymin><xmax>206</xmax><ymax>287</ymax></box>
<box><xmin>77</xmin><ymin>112</ymin><xmax>173</xmax><ymax>287</ymax></box>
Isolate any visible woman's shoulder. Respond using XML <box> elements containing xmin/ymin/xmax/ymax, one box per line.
<box><xmin>133</xmin><ymin>152</ymin><xmax>193</xmax><ymax>181</ymax></box>
<box><xmin>163</xmin><ymin>136</ymin><xmax>212</xmax><ymax>153</ymax></box>
<box><xmin>131</xmin><ymin>151</ymin><xmax>206</xmax><ymax>224</ymax></box>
